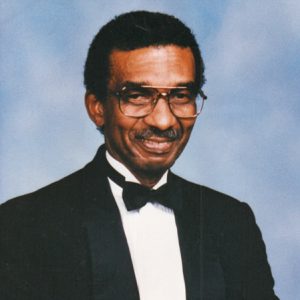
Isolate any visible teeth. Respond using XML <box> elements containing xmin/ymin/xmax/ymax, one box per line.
<box><xmin>142</xmin><ymin>139</ymin><xmax>171</xmax><ymax>151</ymax></box>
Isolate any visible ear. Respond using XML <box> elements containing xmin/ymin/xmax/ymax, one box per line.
<box><xmin>85</xmin><ymin>92</ymin><xmax>105</xmax><ymax>127</ymax></box>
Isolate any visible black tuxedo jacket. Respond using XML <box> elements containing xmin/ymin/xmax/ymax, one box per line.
<box><xmin>0</xmin><ymin>145</ymin><xmax>278</xmax><ymax>300</ymax></box>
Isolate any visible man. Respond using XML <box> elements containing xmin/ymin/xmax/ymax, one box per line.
<box><xmin>0</xmin><ymin>11</ymin><xmax>278</xmax><ymax>300</ymax></box>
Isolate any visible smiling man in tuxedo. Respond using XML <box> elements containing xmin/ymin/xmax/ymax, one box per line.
<box><xmin>0</xmin><ymin>11</ymin><xmax>278</xmax><ymax>300</ymax></box>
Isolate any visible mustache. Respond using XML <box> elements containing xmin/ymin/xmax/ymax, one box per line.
<box><xmin>135</xmin><ymin>128</ymin><xmax>182</xmax><ymax>141</ymax></box>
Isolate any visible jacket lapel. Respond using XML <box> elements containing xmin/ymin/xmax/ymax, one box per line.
<box><xmin>172</xmin><ymin>173</ymin><xmax>226</xmax><ymax>300</ymax></box>
<box><xmin>171</xmin><ymin>173</ymin><xmax>203</xmax><ymax>299</ymax></box>
<box><xmin>81</xmin><ymin>146</ymin><xmax>139</xmax><ymax>300</ymax></box>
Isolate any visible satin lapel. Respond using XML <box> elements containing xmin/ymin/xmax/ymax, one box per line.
<box><xmin>172</xmin><ymin>174</ymin><xmax>225</xmax><ymax>300</ymax></box>
<box><xmin>171</xmin><ymin>174</ymin><xmax>203</xmax><ymax>300</ymax></box>
<box><xmin>81</xmin><ymin>147</ymin><xmax>139</xmax><ymax>300</ymax></box>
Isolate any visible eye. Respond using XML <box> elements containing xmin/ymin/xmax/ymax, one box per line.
<box><xmin>171</xmin><ymin>89</ymin><xmax>194</xmax><ymax>103</ymax></box>
<box><xmin>176</xmin><ymin>92</ymin><xmax>189</xmax><ymax>98</ymax></box>
<box><xmin>125</xmin><ymin>90</ymin><xmax>144</xmax><ymax>99</ymax></box>
<box><xmin>123</xmin><ymin>89</ymin><xmax>152</xmax><ymax>105</ymax></box>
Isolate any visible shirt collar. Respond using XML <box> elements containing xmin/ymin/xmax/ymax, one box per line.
<box><xmin>105</xmin><ymin>151</ymin><xmax>168</xmax><ymax>189</ymax></box>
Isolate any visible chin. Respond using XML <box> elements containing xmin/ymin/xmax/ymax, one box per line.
<box><xmin>134</xmin><ymin>158</ymin><xmax>175</xmax><ymax>175</ymax></box>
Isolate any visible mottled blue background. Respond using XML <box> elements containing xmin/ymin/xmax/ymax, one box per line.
<box><xmin>1</xmin><ymin>1</ymin><xmax>299</xmax><ymax>298</ymax></box>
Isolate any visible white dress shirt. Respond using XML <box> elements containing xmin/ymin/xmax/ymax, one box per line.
<box><xmin>106</xmin><ymin>151</ymin><xmax>186</xmax><ymax>300</ymax></box>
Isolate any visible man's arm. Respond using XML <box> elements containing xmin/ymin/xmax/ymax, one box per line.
<box><xmin>220</xmin><ymin>201</ymin><xmax>279</xmax><ymax>299</ymax></box>
<box><xmin>0</xmin><ymin>197</ymin><xmax>53</xmax><ymax>300</ymax></box>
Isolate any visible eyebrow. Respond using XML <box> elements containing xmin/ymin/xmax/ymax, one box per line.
<box><xmin>121</xmin><ymin>81</ymin><xmax>197</xmax><ymax>90</ymax></box>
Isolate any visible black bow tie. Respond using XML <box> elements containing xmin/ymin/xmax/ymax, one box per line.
<box><xmin>122</xmin><ymin>181</ymin><xmax>171</xmax><ymax>211</ymax></box>
<box><xmin>104</xmin><ymin>157</ymin><xmax>177</xmax><ymax>211</ymax></box>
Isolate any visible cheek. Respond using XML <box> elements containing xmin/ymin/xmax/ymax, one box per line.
<box><xmin>106</xmin><ymin>113</ymin><xmax>140</xmax><ymax>144</ymax></box>
<box><xmin>181</xmin><ymin>121</ymin><xmax>195</xmax><ymax>138</ymax></box>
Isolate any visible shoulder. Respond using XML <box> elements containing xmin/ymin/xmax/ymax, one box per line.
<box><xmin>0</xmin><ymin>165</ymin><xmax>89</xmax><ymax>226</ymax></box>
<box><xmin>172</xmin><ymin>172</ymin><xmax>251</xmax><ymax>208</ymax></box>
<box><xmin>171</xmin><ymin>172</ymin><xmax>255</xmax><ymax>225</ymax></box>
<box><xmin>1</xmin><ymin>145</ymin><xmax>108</xmax><ymax>216</ymax></box>
<box><xmin>173</xmin><ymin>174</ymin><xmax>266</xmax><ymax>261</ymax></box>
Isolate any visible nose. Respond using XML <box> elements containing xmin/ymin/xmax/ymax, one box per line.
<box><xmin>143</xmin><ymin>97</ymin><xmax>178</xmax><ymax>131</ymax></box>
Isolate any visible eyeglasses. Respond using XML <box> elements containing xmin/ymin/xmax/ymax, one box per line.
<box><xmin>113</xmin><ymin>85</ymin><xmax>207</xmax><ymax>118</ymax></box>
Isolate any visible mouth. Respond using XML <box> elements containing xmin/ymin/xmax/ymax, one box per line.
<box><xmin>133</xmin><ymin>128</ymin><xmax>181</xmax><ymax>155</ymax></box>
<box><xmin>135</xmin><ymin>137</ymin><xmax>175</xmax><ymax>154</ymax></box>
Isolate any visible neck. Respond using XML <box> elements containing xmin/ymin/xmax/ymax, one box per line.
<box><xmin>131</xmin><ymin>171</ymin><xmax>164</xmax><ymax>188</ymax></box>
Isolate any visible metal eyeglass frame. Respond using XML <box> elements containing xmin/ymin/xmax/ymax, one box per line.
<box><xmin>114</xmin><ymin>85</ymin><xmax>207</xmax><ymax>119</ymax></box>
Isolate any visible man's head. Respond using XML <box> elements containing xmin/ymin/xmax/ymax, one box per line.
<box><xmin>84</xmin><ymin>11</ymin><xmax>206</xmax><ymax>185</ymax></box>
<box><xmin>84</xmin><ymin>10</ymin><xmax>205</xmax><ymax>101</ymax></box>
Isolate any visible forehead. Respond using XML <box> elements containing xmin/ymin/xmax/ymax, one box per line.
<box><xmin>108</xmin><ymin>45</ymin><xmax>195</xmax><ymax>88</ymax></box>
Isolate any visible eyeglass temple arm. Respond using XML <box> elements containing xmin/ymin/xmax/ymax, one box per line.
<box><xmin>199</xmin><ymin>89</ymin><xmax>207</xmax><ymax>100</ymax></box>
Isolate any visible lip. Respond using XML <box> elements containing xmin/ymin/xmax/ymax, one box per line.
<box><xmin>136</xmin><ymin>138</ymin><xmax>175</xmax><ymax>154</ymax></box>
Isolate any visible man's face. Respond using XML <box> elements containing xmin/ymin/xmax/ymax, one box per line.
<box><xmin>87</xmin><ymin>45</ymin><xmax>197</xmax><ymax>179</ymax></box>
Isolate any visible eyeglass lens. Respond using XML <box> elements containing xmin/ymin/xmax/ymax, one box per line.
<box><xmin>119</xmin><ymin>87</ymin><xmax>204</xmax><ymax>118</ymax></box>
